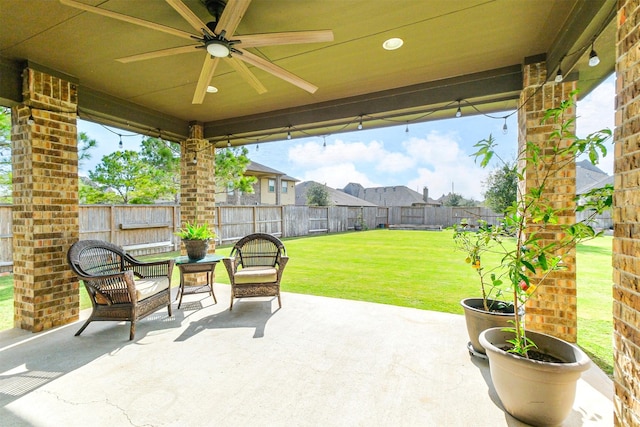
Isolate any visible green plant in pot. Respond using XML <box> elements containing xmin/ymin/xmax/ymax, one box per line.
<box><xmin>176</xmin><ymin>222</ymin><xmax>216</xmax><ymax>261</ymax></box>
<box><xmin>464</xmin><ymin>93</ymin><xmax>612</xmax><ymax>426</ymax></box>
<box><xmin>453</xmin><ymin>219</ymin><xmax>515</xmax><ymax>356</ymax></box>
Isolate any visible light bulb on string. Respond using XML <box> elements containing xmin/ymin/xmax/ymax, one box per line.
<box><xmin>118</xmin><ymin>135</ymin><xmax>123</xmax><ymax>149</ymax></box>
<box><xmin>192</xmin><ymin>153</ymin><xmax>197</xmax><ymax>165</ymax></box>
<box><xmin>358</xmin><ymin>117</ymin><xmax>363</xmax><ymax>130</ymax></box>
<box><xmin>502</xmin><ymin>118</ymin><xmax>508</xmax><ymax>135</ymax></box>
<box><xmin>405</xmin><ymin>123</ymin><xmax>409</xmax><ymax>133</ymax></box>
<box><xmin>555</xmin><ymin>67</ymin><xmax>563</xmax><ymax>83</ymax></box>
<box><xmin>227</xmin><ymin>138</ymin><xmax>231</xmax><ymax>148</ymax></box>
<box><xmin>322</xmin><ymin>136</ymin><xmax>326</xmax><ymax>148</ymax></box>
<box><xmin>256</xmin><ymin>144</ymin><xmax>259</xmax><ymax>151</ymax></box>
<box><xmin>588</xmin><ymin>43</ymin><xmax>600</xmax><ymax>67</ymax></box>
<box><xmin>455</xmin><ymin>101</ymin><xmax>462</xmax><ymax>118</ymax></box>
<box><xmin>27</xmin><ymin>109</ymin><xmax>35</xmax><ymax>125</ymax></box>
<box><xmin>287</xmin><ymin>128</ymin><xmax>292</xmax><ymax>140</ymax></box>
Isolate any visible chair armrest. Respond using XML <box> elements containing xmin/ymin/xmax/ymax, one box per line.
<box><xmin>276</xmin><ymin>256</ymin><xmax>289</xmax><ymax>281</ymax></box>
<box><xmin>223</xmin><ymin>257</ymin><xmax>240</xmax><ymax>283</ymax></box>
<box><xmin>126</xmin><ymin>256</ymin><xmax>174</xmax><ymax>279</ymax></box>
<box><xmin>81</xmin><ymin>270</ymin><xmax>137</xmax><ymax>305</ymax></box>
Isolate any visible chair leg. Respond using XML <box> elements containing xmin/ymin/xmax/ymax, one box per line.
<box><xmin>129</xmin><ymin>321</ymin><xmax>136</xmax><ymax>340</ymax></box>
<box><xmin>75</xmin><ymin>318</ymin><xmax>92</xmax><ymax>336</ymax></box>
<box><xmin>229</xmin><ymin>294</ymin><xmax>234</xmax><ymax>311</ymax></box>
<box><xmin>277</xmin><ymin>293</ymin><xmax>282</xmax><ymax>308</ymax></box>
<box><xmin>167</xmin><ymin>301</ymin><xmax>173</xmax><ymax>317</ymax></box>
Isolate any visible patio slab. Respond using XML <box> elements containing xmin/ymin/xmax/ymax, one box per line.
<box><xmin>0</xmin><ymin>285</ymin><xmax>613</xmax><ymax>426</ymax></box>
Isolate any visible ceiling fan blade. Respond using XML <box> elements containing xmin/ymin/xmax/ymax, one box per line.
<box><xmin>165</xmin><ymin>0</ymin><xmax>213</xmax><ymax>37</ymax></box>
<box><xmin>215</xmin><ymin>0</ymin><xmax>251</xmax><ymax>36</ymax></box>
<box><xmin>236</xmin><ymin>49</ymin><xmax>318</xmax><ymax>94</ymax></box>
<box><xmin>59</xmin><ymin>0</ymin><xmax>195</xmax><ymax>41</ymax></box>
<box><xmin>192</xmin><ymin>56</ymin><xmax>220</xmax><ymax>104</ymax></box>
<box><xmin>116</xmin><ymin>45</ymin><xmax>200</xmax><ymax>63</ymax></box>
<box><xmin>235</xmin><ymin>30</ymin><xmax>334</xmax><ymax>48</ymax></box>
<box><xmin>226</xmin><ymin>57</ymin><xmax>267</xmax><ymax>94</ymax></box>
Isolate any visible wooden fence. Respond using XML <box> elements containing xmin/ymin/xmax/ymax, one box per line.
<box><xmin>0</xmin><ymin>203</ymin><xmax>502</xmax><ymax>271</ymax></box>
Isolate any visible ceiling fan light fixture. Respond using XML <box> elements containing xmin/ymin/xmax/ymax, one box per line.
<box><xmin>206</xmin><ymin>39</ymin><xmax>230</xmax><ymax>57</ymax></box>
<box><xmin>206</xmin><ymin>86</ymin><xmax>218</xmax><ymax>93</ymax></box>
<box><xmin>382</xmin><ymin>37</ymin><xmax>403</xmax><ymax>51</ymax></box>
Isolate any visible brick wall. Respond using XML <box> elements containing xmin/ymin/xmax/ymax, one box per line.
<box><xmin>180</xmin><ymin>122</ymin><xmax>216</xmax><ymax>253</ymax></box>
<box><xmin>11</xmin><ymin>68</ymin><xmax>80</xmax><ymax>331</ymax></box>
<box><xmin>519</xmin><ymin>62</ymin><xmax>578</xmax><ymax>343</ymax></box>
<box><xmin>613</xmin><ymin>1</ymin><xmax>640</xmax><ymax>425</ymax></box>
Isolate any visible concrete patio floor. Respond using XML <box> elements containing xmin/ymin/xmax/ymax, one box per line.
<box><xmin>0</xmin><ymin>284</ymin><xmax>613</xmax><ymax>427</ymax></box>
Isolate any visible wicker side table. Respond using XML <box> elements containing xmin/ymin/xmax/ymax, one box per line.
<box><xmin>175</xmin><ymin>254</ymin><xmax>224</xmax><ymax>308</ymax></box>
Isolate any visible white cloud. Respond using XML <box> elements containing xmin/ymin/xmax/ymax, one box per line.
<box><xmin>288</xmin><ymin>139</ymin><xmax>387</xmax><ymax>167</ymax></box>
<box><xmin>301</xmin><ymin>163</ymin><xmax>380</xmax><ymax>189</ymax></box>
<box><xmin>403</xmin><ymin>132</ymin><xmax>463</xmax><ymax>164</ymax></box>
<box><xmin>374</xmin><ymin>151</ymin><xmax>415</xmax><ymax>173</ymax></box>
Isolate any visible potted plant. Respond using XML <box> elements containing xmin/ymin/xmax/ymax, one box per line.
<box><xmin>453</xmin><ymin>219</ymin><xmax>515</xmax><ymax>356</ymax></box>
<box><xmin>175</xmin><ymin>222</ymin><xmax>216</xmax><ymax>261</ymax></box>
<box><xmin>460</xmin><ymin>93</ymin><xmax>612</xmax><ymax>426</ymax></box>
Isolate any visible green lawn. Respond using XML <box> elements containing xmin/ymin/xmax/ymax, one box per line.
<box><xmin>0</xmin><ymin>230</ymin><xmax>614</xmax><ymax>375</ymax></box>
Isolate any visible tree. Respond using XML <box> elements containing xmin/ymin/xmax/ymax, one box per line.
<box><xmin>88</xmin><ymin>150</ymin><xmax>159</xmax><ymax>204</ymax></box>
<box><xmin>215</xmin><ymin>146</ymin><xmax>257</xmax><ymax>196</ymax></box>
<box><xmin>0</xmin><ymin>108</ymin><xmax>10</xmax><ymax>202</ymax></box>
<box><xmin>483</xmin><ymin>162</ymin><xmax>517</xmax><ymax>214</ymax></box>
<box><xmin>306</xmin><ymin>182</ymin><xmax>331</xmax><ymax>206</ymax></box>
<box><xmin>139</xmin><ymin>136</ymin><xmax>181</xmax><ymax>203</ymax></box>
<box><xmin>443</xmin><ymin>192</ymin><xmax>463</xmax><ymax>206</ymax></box>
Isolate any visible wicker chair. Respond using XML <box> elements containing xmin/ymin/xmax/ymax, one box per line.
<box><xmin>223</xmin><ymin>233</ymin><xmax>289</xmax><ymax>310</ymax></box>
<box><xmin>67</xmin><ymin>240</ymin><xmax>174</xmax><ymax>340</ymax></box>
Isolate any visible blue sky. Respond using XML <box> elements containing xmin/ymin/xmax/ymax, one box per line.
<box><xmin>79</xmin><ymin>74</ymin><xmax>615</xmax><ymax>201</ymax></box>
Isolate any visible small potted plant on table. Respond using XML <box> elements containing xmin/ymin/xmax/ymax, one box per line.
<box><xmin>176</xmin><ymin>222</ymin><xmax>216</xmax><ymax>261</ymax></box>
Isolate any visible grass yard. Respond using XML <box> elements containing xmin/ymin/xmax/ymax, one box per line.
<box><xmin>0</xmin><ymin>229</ymin><xmax>614</xmax><ymax>375</ymax></box>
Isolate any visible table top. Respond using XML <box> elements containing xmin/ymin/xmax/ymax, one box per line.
<box><xmin>175</xmin><ymin>254</ymin><xmax>225</xmax><ymax>265</ymax></box>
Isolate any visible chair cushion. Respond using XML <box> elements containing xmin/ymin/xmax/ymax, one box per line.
<box><xmin>135</xmin><ymin>277</ymin><xmax>170</xmax><ymax>301</ymax></box>
<box><xmin>234</xmin><ymin>266</ymin><xmax>278</xmax><ymax>284</ymax></box>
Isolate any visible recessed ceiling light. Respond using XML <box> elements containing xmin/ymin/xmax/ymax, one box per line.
<box><xmin>383</xmin><ymin>38</ymin><xmax>403</xmax><ymax>51</ymax></box>
<box><xmin>206</xmin><ymin>86</ymin><xmax>218</xmax><ymax>93</ymax></box>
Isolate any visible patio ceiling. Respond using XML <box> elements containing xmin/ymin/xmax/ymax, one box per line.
<box><xmin>0</xmin><ymin>0</ymin><xmax>616</xmax><ymax>146</ymax></box>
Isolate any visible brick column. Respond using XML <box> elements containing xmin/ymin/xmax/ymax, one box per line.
<box><xmin>518</xmin><ymin>61</ymin><xmax>578</xmax><ymax>343</ymax></box>
<box><xmin>613</xmin><ymin>2</ymin><xmax>640</xmax><ymax>426</ymax></box>
<box><xmin>11</xmin><ymin>68</ymin><xmax>80</xmax><ymax>332</ymax></box>
<box><xmin>180</xmin><ymin>122</ymin><xmax>216</xmax><ymax>252</ymax></box>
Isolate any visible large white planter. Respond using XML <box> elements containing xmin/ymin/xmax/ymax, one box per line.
<box><xmin>460</xmin><ymin>298</ymin><xmax>514</xmax><ymax>355</ymax></box>
<box><xmin>479</xmin><ymin>327</ymin><xmax>591</xmax><ymax>426</ymax></box>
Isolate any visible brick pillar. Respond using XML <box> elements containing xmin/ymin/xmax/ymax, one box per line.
<box><xmin>11</xmin><ymin>68</ymin><xmax>80</xmax><ymax>332</ymax></box>
<box><xmin>518</xmin><ymin>62</ymin><xmax>578</xmax><ymax>343</ymax></box>
<box><xmin>180</xmin><ymin>122</ymin><xmax>216</xmax><ymax>252</ymax></box>
<box><xmin>613</xmin><ymin>2</ymin><xmax>640</xmax><ymax>426</ymax></box>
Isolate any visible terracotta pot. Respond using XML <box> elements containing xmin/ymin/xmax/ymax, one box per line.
<box><xmin>183</xmin><ymin>239</ymin><xmax>210</xmax><ymax>261</ymax></box>
<box><xmin>460</xmin><ymin>298</ymin><xmax>514</xmax><ymax>355</ymax></box>
<box><xmin>479</xmin><ymin>327</ymin><xmax>591</xmax><ymax>426</ymax></box>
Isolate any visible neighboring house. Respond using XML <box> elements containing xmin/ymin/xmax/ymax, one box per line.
<box><xmin>217</xmin><ymin>161</ymin><xmax>298</xmax><ymax>206</ymax></box>
<box><xmin>576</xmin><ymin>160</ymin><xmax>610</xmax><ymax>194</ymax></box>
<box><xmin>295</xmin><ymin>181</ymin><xmax>377</xmax><ymax>206</ymax></box>
<box><xmin>342</xmin><ymin>183</ymin><xmax>441</xmax><ymax>207</ymax></box>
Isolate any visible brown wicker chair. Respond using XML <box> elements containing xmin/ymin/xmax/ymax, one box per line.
<box><xmin>223</xmin><ymin>233</ymin><xmax>288</xmax><ymax>310</ymax></box>
<box><xmin>67</xmin><ymin>239</ymin><xmax>174</xmax><ymax>340</ymax></box>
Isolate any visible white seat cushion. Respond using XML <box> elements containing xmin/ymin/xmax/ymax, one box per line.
<box><xmin>235</xmin><ymin>266</ymin><xmax>278</xmax><ymax>284</ymax></box>
<box><xmin>135</xmin><ymin>277</ymin><xmax>170</xmax><ymax>301</ymax></box>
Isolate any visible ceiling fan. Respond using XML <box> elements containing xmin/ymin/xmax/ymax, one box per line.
<box><xmin>60</xmin><ymin>0</ymin><xmax>334</xmax><ymax>104</ymax></box>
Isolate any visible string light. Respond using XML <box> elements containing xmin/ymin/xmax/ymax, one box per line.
<box><xmin>405</xmin><ymin>123</ymin><xmax>409</xmax><ymax>133</ymax></box>
<box><xmin>227</xmin><ymin>137</ymin><xmax>231</xmax><ymax>148</ymax></box>
<box><xmin>502</xmin><ymin>117</ymin><xmax>508</xmax><ymax>134</ymax></box>
<box><xmin>455</xmin><ymin>101</ymin><xmax>462</xmax><ymax>118</ymax></box>
<box><xmin>192</xmin><ymin>153</ymin><xmax>197</xmax><ymax>165</ymax></box>
<box><xmin>27</xmin><ymin>112</ymin><xmax>35</xmax><ymax>125</ymax></box>
<box><xmin>588</xmin><ymin>43</ymin><xmax>600</xmax><ymax>67</ymax></box>
<box><xmin>358</xmin><ymin>116</ymin><xmax>363</xmax><ymax>130</ymax></box>
<box><xmin>287</xmin><ymin>128</ymin><xmax>291</xmax><ymax>140</ymax></box>
<box><xmin>118</xmin><ymin>135</ymin><xmax>123</xmax><ymax>149</ymax></box>
<box><xmin>256</xmin><ymin>143</ymin><xmax>259</xmax><ymax>151</ymax></box>
<box><xmin>322</xmin><ymin>136</ymin><xmax>326</xmax><ymax>148</ymax></box>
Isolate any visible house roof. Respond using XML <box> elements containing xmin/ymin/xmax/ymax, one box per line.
<box><xmin>295</xmin><ymin>181</ymin><xmax>377</xmax><ymax>207</ymax></box>
<box><xmin>343</xmin><ymin>184</ymin><xmax>441</xmax><ymax>207</ymax></box>
<box><xmin>576</xmin><ymin>160</ymin><xmax>609</xmax><ymax>193</ymax></box>
<box><xmin>0</xmin><ymin>1</ymin><xmax>616</xmax><ymax>146</ymax></box>
<box><xmin>246</xmin><ymin>161</ymin><xmax>298</xmax><ymax>182</ymax></box>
